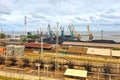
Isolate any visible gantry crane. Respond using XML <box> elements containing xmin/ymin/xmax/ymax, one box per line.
<box><xmin>68</xmin><ymin>24</ymin><xmax>81</xmax><ymax>41</ymax></box>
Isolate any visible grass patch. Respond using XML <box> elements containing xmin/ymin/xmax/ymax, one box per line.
<box><xmin>113</xmin><ymin>47</ymin><xmax>120</xmax><ymax>51</ymax></box>
<box><xmin>44</xmin><ymin>53</ymin><xmax>120</xmax><ymax>64</ymax></box>
<box><xmin>25</xmin><ymin>52</ymin><xmax>41</xmax><ymax>59</ymax></box>
<box><xmin>25</xmin><ymin>52</ymin><xmax>120</xmax><ymax>64</ymax></box>
<box><xmin>0</xmin><ymin>76</ymin><xmax>22</xmax><ymax>80</ymax></box>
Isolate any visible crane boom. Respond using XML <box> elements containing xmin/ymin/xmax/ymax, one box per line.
<box><xmin>68</xmin><ymin>24</ymin><xmax>75</xmax><ymax>38</ymax></box>
<box><xmin>68</xmin><ymin>24</ymin><xmax>81</xmax><ymax>40</ymax></box>
<box><xmin>60</xmin><ymin>26</ymin><xmax>64</xmax><ymax>38</ymax></box>
<box><xmin>48</xmin><ymin>24</ymin><xmax>54</xmax><ymax>41</ymax></box>
<box><xmin>87</xmin><ymin>25</ymin><xmax>93</xmax><ymax>40</ymax></box>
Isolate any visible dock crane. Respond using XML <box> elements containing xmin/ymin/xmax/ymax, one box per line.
<box><xmin>68</xmin><ymin>24</ymin><xmax>93</xmax><ymax>41</ymax></box>
<box><xmin>48</xmin><ymin>24</ymin><xmax>55</xmax><ymax>41</ymax></box>
<box><xmin>37</xmin><ymin>28</ymin><xmax>43</xmax><ymax>41</ymax></box>
<box><xmin>68</xmin><ymin>24</ymin><xmax>81</xmax><ymax>41</ymax></box>
<box><xmin>87</xmin><ymin>24</ymin><xmax>93</xmax><ymax>41</ymax></box>
<box><xmin>60</xmin><ymin>26</ymin><xmax>65</xmax><ymax>38</ymax></box>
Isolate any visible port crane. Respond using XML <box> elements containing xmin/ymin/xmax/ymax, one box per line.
<box><xmin>68</xmin><ymin>24</ymin><xmax>81</xmax><ymax>41</ymax></box>
<box><xmin>68</xmin><ymin>24</ymin><xmax>93</xmax><ymax>41</ymax></box>
<box><xmin>60</xmin><ymin>26</ymin><xmax>65</xmax><ymax>38</ymax></box>
<box><xmin>48</xmin><ymin>24</ymin><xmax>55</xmax><ymax>41</ymax></box>
<box><xmin>37</xmin><ymin>28</ymin><xmax>43</xmax><ymax>41</ymax></box>
<box><xmin>87</xmin><ymin>24</ymin><xmax>93</xmax><ymax>41</ymax></box>
<box><xmin>80</xmin><ymin>24</ymin><xmax>93</xmax><ymax>41</ymax></box>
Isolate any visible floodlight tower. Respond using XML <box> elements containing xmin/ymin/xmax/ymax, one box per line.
<box><xmin>101</xmin><ymin>30</ymin><xmax>103</xmax><ymax>40</ymax></box>
<box><xmin>55</xmin><ymin>22</ymin><xmax>59</xmax><ymax>74</ymax></box>
<box><xmin>24</xmin><ymin>16</ymin><xmax>27</xmax><ymax>35</ymax></box>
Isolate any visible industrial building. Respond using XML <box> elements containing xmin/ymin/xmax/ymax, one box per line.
<box><xmin>24</xmin><ymin>42</ymin><xmax>55</xmax><ymax>50</ymax></box>
<box><xmin>6</xmin><ymin>45</ymin><xmax>25</xmax><ymax>57</ymax></box>
<box><xmin>62</xmin><ymin>41</ymin><xmax>120</xmax><ymax>48</ymax></box>
<box><xmin>61</xmin><ymin>41</ymin><xmax>120</xmax><ymax>57</ymax></box>
<box><xmin>64</xmin><ymin>69</ymin><xmax>87</xmax><ymax>80</ymax></box>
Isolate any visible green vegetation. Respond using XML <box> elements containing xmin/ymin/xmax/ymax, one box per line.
<box><xmin>58</xmin><ymin>51</ymin><xmax>67</xmax><ymax>54</ymax></box>
<box><xmin>27</xmin><ymin>32</ymin><xmax>38</xmax><ymax>39</ymax></box>
<box><xmin>0</xmin><ymin>33</ymin><xmax>5</xmax><ymax>38</ymax></box>
<box><xmin>25</xmin><ymin>51</ymin><xmax>120</xmax><ymax>65</ymax></box>
<box><xmin>113</xmin><ymin>47</ymin><xmax>120</xmax><ymax>51</ymax></box>
<box><xmin>25</xmin><ymin>52</ymin><xmax>41</xmax><ymax>59</ymax></box>
<box><xmin>21</xmin><ymin>36</ymin><xmax>27</xmax><ymax>42</ymax></box>
<box><xmin>0</xmin><ymin>76</ymin><xmax>22</xmax><ymax>80</ymax></box>
<box><xmin>43</xmin><ymin>53</ymin><xmax>120</xmax><ymax>64</ymax></box>
<box><xmin>22</xmin><ymin>37</ymin><xmax>27</xmax><ymax>42</ymax></box>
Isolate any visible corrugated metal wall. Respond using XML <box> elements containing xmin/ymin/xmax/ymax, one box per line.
<box><xmin>6</xmin><ymin>45</ymin><xmax>24</xmax><ymax>57</ymax></box>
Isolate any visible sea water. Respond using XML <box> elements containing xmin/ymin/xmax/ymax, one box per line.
<box><xmin>5</xmin><ymin>31</ymin><xmax>120</xmax><ymax>42</ymax></box>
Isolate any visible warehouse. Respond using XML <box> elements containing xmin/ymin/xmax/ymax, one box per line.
<box><xmin>24</xmin><ymin>42</ymin><xmax>55</xmax><ymax>50</ymax></box>
<box><xmin>6</xmin><ymin>45</ymin><xmax>24</xmax><ymax>57</ymax></box>
<box><xmin>64</xmin><ymin>69</ymin><xmax>87</xmax><ymax>80</ymax></box>
<box><xmin>61</xmin><ymin>41</ymin><xmax>120</xmax><ymax>57</ymax></box>
<box><xmin>62</xmin><ymin>41</ymin><xmax>120</xmax><ymax>48</ymax></box>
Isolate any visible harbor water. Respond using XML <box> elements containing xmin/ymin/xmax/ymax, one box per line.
<box><xmin>5</xmin><ymin>31</ymin><xmax>120</xmax><ymax>42</ymax></box>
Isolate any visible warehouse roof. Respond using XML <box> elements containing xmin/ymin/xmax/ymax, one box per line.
<box><xmin>87</xmin><ymin>48</ymin><xmax>110</xmax><ymax>56</ymax></box>
<box><xmin>112</xmin><ymin>50</ymin><xmax>120</xmax><ymax>57</ymax></box>
<box><xmin>24</xmin><ymin>42</ymin><xmax>54</xmax><ymax>49</ymax></box>
<box><xmin>62</xmin><ymin>41</ymin><xmax>120</xmax><ymax>48</ymax></box>
<box><xmin>64</xmin><ymin>69</ymin><xmax>87</xmax><ymax>78</ymax></box>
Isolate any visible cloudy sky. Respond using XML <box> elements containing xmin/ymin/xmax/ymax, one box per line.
<box><xmin>0</xmin><ymin>0</ymin><xmax>120</xmax><ymax>32</ymax></box>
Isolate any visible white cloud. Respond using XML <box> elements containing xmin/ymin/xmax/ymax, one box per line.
<box><xmin>0</xmin><ymin>0</ymin><xmax>14</xmax><ymax>14</ymax></box>
<box><xmin>0</xmin><ymin>0</ymin><xmax>120</xmax><ymax>31</ymax></box>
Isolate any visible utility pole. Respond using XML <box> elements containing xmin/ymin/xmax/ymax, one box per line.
<box><xmin>101</xmin><ymin>30</ymin><xmax>103</xmax><ymax>40</ymax></box>
<box><xmin>35</xmin><ymin>63</ymin><xmax>41</xmax><ymax>80</ymax></box>
<box><xmin>55</xmin><ymin>22</ymin><xmax>59</xmax><ymax>76</ymax></box>
<box><xmin>55</xmin><ymin>22</ymin><xmax>59</xmax><ymax>58</ymax></box>
<box><xmin>41</xmin><ymin>36</ymin><xmax>43</xmax><ymax>58</ymax></box>
<box><xmin>24</xmin><ymin>16</ymin><xmax>27</xmax><ymax>35</ymax></box>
